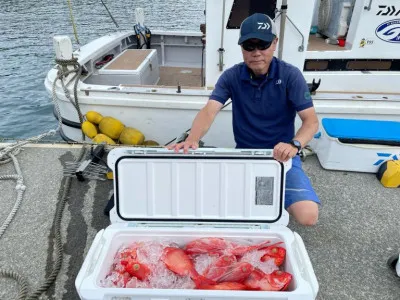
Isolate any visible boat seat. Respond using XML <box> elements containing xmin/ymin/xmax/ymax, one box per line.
<box><xmin>322</xmin><ymin>118</ymin><xmax>400</xmax><ymax>146</ymax></box>
<box><xmin>96</xmin><ymin>49</ymin><xmax>160</xmax><ymax>86</ymax></box>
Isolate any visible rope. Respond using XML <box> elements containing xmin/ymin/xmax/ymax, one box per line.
<box><xmin>27</xmin><ymin>147</ymin><xmax>86</xmax><ymax>300</ymax></box>
<box><xmin>0</xmin><ymin>55</ymin><xmax>86</xmax><ymax>299</ymax></box>
<box><xmin>66</xmin><ymin>0</ymin><xmax>80</xmax><ymax>47</ymax></box>
<box><xmin>0</xmin><ymin>154</ymin><xmax>29</xmax><ymax>299</ymax></box>
<box><xmin>0</xmin><ymin>143</ymin><xmax>86</xmax><ymax>300</ymax></box>
<box><xmin>0</xmin><ymin>131</ymin><xmax>57</xmax><ymax>162</ymax></box>
<box><xmin>54</xmin><ymin>57</ymin><xmax>85</xmax><ymax>125</ymax></box>
<box><xmin>0</xmin><ymin>269</ymin><xmax>29</xmax><ymax>300</ymax></box>
<box><xmin>0</xmin><ymin>155</ymin><xmax>25</xmax><ymax>239</ymax></box>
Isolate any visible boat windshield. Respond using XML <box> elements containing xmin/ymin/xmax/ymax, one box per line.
<box><xmin>227</xmin><ymin>0</ymin><xmax>277</xmax><ymax>29</ymax></box>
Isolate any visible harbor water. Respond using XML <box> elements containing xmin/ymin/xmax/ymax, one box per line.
<box><xmin>0</xmin><ymin>0</ymin><xmax>205</xmax><ymax>140</ymax></box>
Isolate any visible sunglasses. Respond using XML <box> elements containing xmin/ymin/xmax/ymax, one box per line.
<box><xmin>242</xmin><ymin>41</ymin><xmax>272</xmax><ymax>52</ymax></box>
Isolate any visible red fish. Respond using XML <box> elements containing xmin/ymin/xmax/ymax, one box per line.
<box><xmin>203</xmin><ymin>255</ymin><xmax>237</xmax><ymax>280</ymax></box>
<box><xmin>162</xmin><ymin>247</ymin><xmax>215</xmax><ymax>287</ymax></box>
<box><xmin>185</xmin><ymin>238</ymin><xmax>273</xmax><ymax>258</ymax></box>
<box><xmin>198</xmin><ymin>281</ymin><xmax>248</xmax><ymax>290</ymax></box>
<box><xmin>216</xmin><ymin>262</ymin><xmax>254</xmax><ymax>283</ymax></box>
<box><xmin>228</xmin><ymin>240</ymin><xmax>272</xmax><ymax>256</ymax></box>
<box><xmin>244</xmin><ymin>269</ymin><xmax>292</xmax><ymax>291</ymax></box>
<box><xmin>124</xmin><ymin>261</ymin><xmax>151</xmax><ymax>281</ymax></box>
<box><xmin>184</xmin><ymin>238</ymin><xmax>229</xmax><ymax>256</ymax></box>
<box><xmin>260</xmin><ymin>245</ymin><xmax>286</xmax><ymax>266</ymax></box>
<box><xmin>117</xmin><ymin>246</ymin><xmax>138</xmax><ymax>261</ymax></box>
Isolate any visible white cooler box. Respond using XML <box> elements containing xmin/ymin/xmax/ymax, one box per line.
<box><xmin>75</xmin><ymin>147</ymin><xmax>319</xmax><ymax>300</ymax></box>
<box><xmin>312</xmin><ymin>118</ymin><xmax>400</xmax><ymax>173</ymax></box>
<box><xmin>97</xmin><ymin>49</ymin><xmax>160</xmax><ymax>86</ymax></box>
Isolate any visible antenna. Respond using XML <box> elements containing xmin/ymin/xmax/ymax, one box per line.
<box><xmin>100</xmin><ymin>0</ymin><xmax>119</xmax><ymax>29</ymax></box>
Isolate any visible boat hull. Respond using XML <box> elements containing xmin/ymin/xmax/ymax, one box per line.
<box><xmin>48</xmin><ymin>85</ymin><xmax>400</xmax><ymax>148</ymax></box>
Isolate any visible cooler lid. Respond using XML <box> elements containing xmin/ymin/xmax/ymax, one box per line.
<box><xmin>107</xmin><ymin>147</ymin><xmax>291</xmax><ymax>226</ymax></box>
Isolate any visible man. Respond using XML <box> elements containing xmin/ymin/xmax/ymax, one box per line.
<box><xmin>168</xmin><ymin>13</ymin><xmax>320</xmax><ymax>226</ymax></box>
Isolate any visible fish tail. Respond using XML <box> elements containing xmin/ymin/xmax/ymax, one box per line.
<box><xmin>192</xmin><ymin>272</ymin><xmax>216</xmax><ymax>288</ymax></box>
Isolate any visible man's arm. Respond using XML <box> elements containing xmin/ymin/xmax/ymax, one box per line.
<box><xmin>168</xmin><ymin>67</ymin><xmax>232</xmax><ymax>152</ymax></box>
<box><xmin>168</xmin><ymin>99</ymin><xmax>223</xmax><ymax>153</ymax></box>
<box><xmin>293</xmin><ymin>106</ymin><xmax>319</xmax><ymax>148</ymax></box>
<box><xmin>274</xmin><ymin>67</ymin><xmax>319</xmax><ymax>162</ymax></box>
<box><xmin>274</xmin><ymin>107</ymin><xmax>319</xmax><ymax>162</ymax></box>
<box><xmin>187</xmin><ymin>99</ymin><xmax>223</xmax><ymax>142</ymax></box>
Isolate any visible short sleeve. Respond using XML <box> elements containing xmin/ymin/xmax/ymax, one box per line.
<box><xmin>209</xmin><ymin>71</ymin><xmax>231</xmax><ymax>105</ymax></box>
<box><xmin>287</xmin><ymin>68</ymin><xmax>313</xmax><ymax>112</ymax></box>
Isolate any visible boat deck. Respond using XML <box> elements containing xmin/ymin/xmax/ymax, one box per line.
<box><xmin>307</xmin><ymin>34</ymin><xmax>348</xmax><ymax>51</ymax></box>
<box><xmin>117</xmin><ymin>66</ymin><xmax>203</xmax><ymax>89</ymax></box>
<box><xmin>102</xmin><ymin>50</ymin><xmax>203</xmax><ymax>87</ymax></box>
<box><xmin>0</xmin><ymin>143</ymin><xmax>399</xmax><ymax>299</ymax></box>
<box><xmin>157</xmin><ymin>66</ymin><xmax>203</xmax><ymax>87</ymax></box>
<box><xmin>88</xmin><ymin>65</ymin><xmax>203</xmax><ymax>88</ymax></box>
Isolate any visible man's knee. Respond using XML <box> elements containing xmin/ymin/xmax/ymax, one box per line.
<box><xmin>287</xmin><ymin>201</ymin><xmax>319</xmax><ymax>226</ymax></box>
<box><xmin>297</xmin><ymin>208</ymin><xmax>319</xmax><ymax>226</ymax></box>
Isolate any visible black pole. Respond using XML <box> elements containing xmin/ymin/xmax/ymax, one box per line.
<box><xmin>100</xmin><ymin>0</ymin><xmax>119</xmax><ymax>28</ymax></box>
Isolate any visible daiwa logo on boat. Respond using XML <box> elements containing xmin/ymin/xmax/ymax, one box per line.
<box><xmin>375</xmin><ymin>19</ymin><xmax>400</xmax><ymax>43</ymax></box>
<box><xmin>374</xmin><ymin>152</ymin><xmax>399</xmax><ymax>166</ymax></box>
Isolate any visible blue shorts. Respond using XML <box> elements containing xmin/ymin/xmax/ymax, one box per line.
<box><xmin>285</xmin><ymin>155</ymin><xmax>320</xmax><ymax>209</ymax></box>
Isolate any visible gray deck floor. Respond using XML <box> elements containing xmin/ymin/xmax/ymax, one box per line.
<box><xmin>0</xmin><ymin>144</ymin><xmax>399</xmax><ymax>300</ymax></box>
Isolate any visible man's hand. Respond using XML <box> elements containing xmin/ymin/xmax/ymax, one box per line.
<box><xmin>167</xmin><ymin>139</ymin><xmax>199</xmax><ymax>153</ymax></box>
<box><xmin>273</xmin><ymin>142</ymin><xmax>298</xmax><ymax>162</ymax></box>
<box><xmin>166</xmin><ymin>99</ymin><xmax>223</xmax><ymax>154</ymax></box>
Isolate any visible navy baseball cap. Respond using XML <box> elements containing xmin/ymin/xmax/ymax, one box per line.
<box><xmin>238</xmin><ymin>13</ymin><xmax>277</xmax><ymax>45</ymax></box>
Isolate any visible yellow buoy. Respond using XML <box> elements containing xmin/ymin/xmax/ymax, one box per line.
<box><xmin>81</xmin><ymin>121</ymin><xmax>97</xmax><ymax>139</ymax></box>
<box><xmin>143</xmin><ymin>140</ymin><xmax>159</xmax><ymax>146</ymax></box>
<box><xmin>98</xmin><ymin>116</ymin><xmax>125</xmax><ymax>140</ymax></box>
<box><xmin>85</xmin><ymin>111</ymin><xmax>103</xmax><ymax>124</ymax></box>
<box><xmin>377</xmin><ymin>160</ymin><xmax>400</xmax><ymax>188</ymax></box>
<box><xmin>92</xmin><ymin>133</ymin><xmax>116</xmax><ymax>145</ymax></box>
<box><xmin>119</xmin><ymin>127</ymin><xmax>145</xmax><ymax>145</ymax></box>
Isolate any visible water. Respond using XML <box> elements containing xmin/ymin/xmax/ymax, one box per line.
<box><xmin>0</xmin><ymin>0</ymin><xmax>205</xmax><ymax>140</ymax></box>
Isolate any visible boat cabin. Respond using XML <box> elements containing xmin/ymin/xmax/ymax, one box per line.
<box><xmin>77</xmin><ymin>0</ymin><xmax>400</xmax><ymax>94</ymax></box>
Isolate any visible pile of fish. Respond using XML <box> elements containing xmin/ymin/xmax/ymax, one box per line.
<box><xmin>102</xmin><ymin>237</ymin><xmax>293</xmax><ymax>291</ymax></box>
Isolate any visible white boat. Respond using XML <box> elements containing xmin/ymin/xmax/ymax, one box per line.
<box><xmin>45</xmin><ymin>0</ymin><xmax>400</xmax><ymax>147</ymax></box>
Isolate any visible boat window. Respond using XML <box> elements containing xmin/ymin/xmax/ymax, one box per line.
<box><xmin>304</xmin><ymin>59</ymin><xmax>399</xmax><ymax>71</ymax></box>
<box><xmin>226</xmin><ymin>0</ymin><xmax>277</xmax><ymax>29</ymax></box>
<box><xmin>346</xmin><ymin>61</ymin><xmax>392</xmax><ymax>71</ymax></box>
<box><xmin>307</xmin><ymin>0</ymin><xmax>356</xmax><ymax>51</ymax></box>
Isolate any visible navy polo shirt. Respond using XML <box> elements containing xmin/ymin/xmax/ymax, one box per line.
<box><xmin>210</xmin><ymin>57</ymin><xmax>313</xmax><ymax>148</ymax></box>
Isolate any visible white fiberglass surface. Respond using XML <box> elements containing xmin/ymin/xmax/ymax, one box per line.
<box><xmin>115</xmin><ymin>158</ymin><xmax>283</xmax><ymax>223</ymax></box>
<box><xmin>94</xmin><ymin>227</ymin><xmax>299</xmax><ymax>292</ymax></box>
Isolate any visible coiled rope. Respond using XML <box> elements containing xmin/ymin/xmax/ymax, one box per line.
<box><xmin>54</xmin><ymin>57</ymin><xmax>85</xmax><ymax>126</ymax></box>
<box><xmin>0</xmin><ymin>154</ymin><xmax>25</xmax><ymax>239</ymax></box>
<box><xmin>0</xmin><ymin>55</ymin><xmax>87</xmax><ymax>299</ymax></box>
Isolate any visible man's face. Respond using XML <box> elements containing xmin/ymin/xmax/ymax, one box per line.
<box><xmin>241</xmin><ymin>38</ymin><xmax>278</xmax><ymax>75</ymax></box>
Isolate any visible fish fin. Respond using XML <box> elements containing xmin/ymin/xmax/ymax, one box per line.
<box><xmin>193</xmin><ymin>274</ymin><xmax>216</xmax><ymax>288</ymax></box>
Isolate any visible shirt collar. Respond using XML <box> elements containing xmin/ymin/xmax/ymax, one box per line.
<box><xmin>240</xmin><ymin>57</ymin><xmax>278</xmax><ymax>82</ymax></box>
